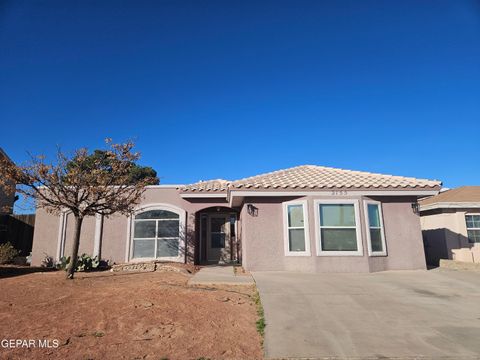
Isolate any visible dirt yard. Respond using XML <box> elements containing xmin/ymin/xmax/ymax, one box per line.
<box><xmin>0</xmin><ymin>265</ymin><xmax>263</xmax><ymax>360</ymax></box>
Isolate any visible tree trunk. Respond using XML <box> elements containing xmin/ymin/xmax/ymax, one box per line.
<box><xmin>66</xmin><ymin>215</ymin><xmax>83</xmax><ymax>279</ymax></box>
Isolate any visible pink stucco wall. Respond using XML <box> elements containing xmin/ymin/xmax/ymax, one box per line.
<box><xmin>100</xmin><ymin>213</ymin><xmax>128</xmax><ymax>263</ymax></box>
<box><xmin>241</xmin><ymin>195</ymin><xmax>426</xmax><ymax>272</ymax></box>
<box><xmin>31</xmin><ymin>207</ymin><xmax>59</xmax><ymax>265</ymax></box>
<box><xmin>63</xmin><ymin>213</ymin><xmax>96</xmax><ymax>258</ymax></box>
<box><xmin>31</xmin><ymin>187</ymin><xmax>231</xmax><ymax>266</ymax></box>
<box><xmin>31</xmin><ymin>187</ymin><xmax>427</xmax><ymax>272</ymax></box>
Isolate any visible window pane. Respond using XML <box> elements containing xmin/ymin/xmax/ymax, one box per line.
<box><xmin>370</xmin><ymin>229</ymin><xmax>383</xmax><ymax>252</ymax></box>
<box><xmin>135</xmin><ymin>210</ymin><xmax>179</xmax><ymax>220</ymax></box>
<box><xmin>320</xmin><ymin>204</ymin><xmax>356</xmax><ymax>227</ymax></box>
<box><xmin>474</xmin><ymin>216</ymin><xmax>480</xmax><ymax>228</ymax></box>
<box><xmin>157</xmin><ymin>238</ymin><xmax>179</xmax><ymax>257</ymax></box>
<box><xmin>133</xmin><ymin>240</ymin><xmax>155</xmax><ymax>258</ymax></box>
<box><xmin>321</xmin><ymin>228</ymin><xmax>357</xmax><ymax>251</ymax></box>
<box><xmin>134</xmin><ymin>221</ymin><xmax>156</xmax><ymax>238</ymax></box>
<box><xmin>368</xmin><ymin>204</ymin><xmax>381</xmax><ymax>228</ymax></box>
<box><xmin>288</xmin><ymin>205</ymin><xmax>304</xmax><ymax>228</ymax></box>
<box><xmin>466</xmin><ymin>215</ymin><xmax>480</xmax><ymax>229</ymax></box>
<box><xmin>467</xmin><ymin>230</ymin><xmax>480</xmax><ymax>243</ymax></box>
<box><xmin>211</xmin><ymin>218</ymin><xmax>225</xmax><ymax>233</ymax></box>
<box><xmin>466</xmin><ymin>215</ymin><xmax>474</xmax><ymax>228</ymax></box>
<box><xmin>158</xmin><ymin>220</ymin><xmax>179</xmax><ymax>238</ymax></box>
<box><xmin>211</xmin><ymin>233</ymin><xmax>225</xmax><ymax>248</ymax></box>
<box><xmin>289</xmin><ymin>229</ymin><xmax>306</xmax><ymax>252</ymax></box>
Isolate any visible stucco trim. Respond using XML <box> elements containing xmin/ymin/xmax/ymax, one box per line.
<box><xmin>282</xmin><ymin>200</ymin><xmax>311</xmax><ymax>257</ymax></box>
<box><xmin>126</xmin><ymin>203</ymin><xmax>187</xmax><ymax>263</ymax></box>
<box><xmin>180</xmin><ymin>193</ymin><xmax>227</xmax><ymax>198</ymax></box>
<box><xmin>314</xmin><ymin>199</ymin><xmax>364</xmax><ymax>257</ymax></box>
<box><xmin>231</xmin><ymin>190</ymin><xmax>439</xmax><ymax>197</ymax></box>
<box><xmin>93</xmin><ymin>214</ymin><xmax>103</xmax><ymax>258</ymax></box>
<box><xmin>420</xmin><ymin>202</ymin><xmax>480</xmax><ymax>211</ymax></box>
<box><xmin>56</xmin><ymin>211</ymin><xmax>68</xmax><ymax>261</ymax></box>
<box><xmin>363</xmin><ymin>200</ymin><xmax>387</xmax><ymax>257</ymax></box>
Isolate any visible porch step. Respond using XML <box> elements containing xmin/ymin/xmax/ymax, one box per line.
<box><xmin>188</xmin><ymin>266</ymin><xmax>254</xmax><ymax>286</ymax></box>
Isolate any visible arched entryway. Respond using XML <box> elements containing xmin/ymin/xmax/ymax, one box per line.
<box><xmin>196</xmin><ymin>206</ymin><xmax>240</xmax><ymax>265</ymax></box>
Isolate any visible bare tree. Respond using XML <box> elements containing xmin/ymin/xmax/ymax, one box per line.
<box><xmin>0</xmin><ymin>139</ymin><xmax>157</xmax><ymax>279</ymax></box>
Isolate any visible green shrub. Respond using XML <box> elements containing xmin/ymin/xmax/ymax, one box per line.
<box><xmin>0</xmin><ymin>242</ymin><xmax>20</xmax><ymax>264</ymax></box>
<box><xmin>41</xmin><ymin>253</ymin><xmax>54</xmax><ymax>268</ymax></box>
<box><xmin>57</xmin><ymin>253</ymin><xmax>101</xmax><ymax>272</ymax></box>
<box><xmin>56</xmin><ymin>256</ymin><xmax>71</xmax><ymax>270</ymax></box>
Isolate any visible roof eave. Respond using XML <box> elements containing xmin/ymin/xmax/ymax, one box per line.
<box><xmin>420</xmin><ymin>202</ymin><xmax>480</xmax><ymax>212</ymax></box>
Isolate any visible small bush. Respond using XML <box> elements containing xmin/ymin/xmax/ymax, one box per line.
<box><xmin>56</xmin><ymin>255</ymin><xmax>71</xmax><ymax>270</ymax></box>
<box><xmin>57</xmin><ymin>253</ymin><xmax>103</xmax><ymax>272</ymax></box>
<box><xmin>41</xmin><ymin>253</ymin><xmax>54</xmax><ymax>268</ymax></box>
<box><xmin>0</xmin><ymin>242</ymin><xmax>20</xmax><ymax>264</ymax></box>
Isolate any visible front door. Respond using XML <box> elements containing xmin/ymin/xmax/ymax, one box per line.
<box><xmin>207</xmin><ymin>214</ymin><xmax>231</xmax><ymax>263</ymax></box>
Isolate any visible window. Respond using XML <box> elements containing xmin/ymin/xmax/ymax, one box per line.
<box><xmin>210</xmin><ymin>217</ymin><xmax>226</xmax><ymax>248</ymax></box>
<box><xmin>132</xmin><ymin>209</ymin><xmax>181</xmax><ymax>259</ymax></box>
<box><xmin>283</xmin><ymin>200</ymin><xmax>310</xmax><ymax>256</ymax></box>
<box><xmin>465</xmin><ymin>214</ymin><xmax>480</xmax><ymax>243</ymax></box>
<box><xmin>364</xmin><ymin>201</ymin><xmax>387</xmax><ymax>256</ymax></box>
<box><xmin>315</xmin><ymin>200</ymin><xmax>363</xmax><ymax>256</ymax></box>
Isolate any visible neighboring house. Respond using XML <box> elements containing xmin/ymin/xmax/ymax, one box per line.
<box><xmin>0</xmin><ymin>148</ymin><xmax>18</xmax><ymax>246</ymax></box>
<box><xmin>31</xmin><ymin>165</ymin><xmax>441</xmax><ymax>272</ymax></box>
<box><xmin>0</xmin><ymin>148</ymin><xmax>15</xmax><ymax>215</ymax></box>
<box><xmin>420</xmin><ymin>186</ymin><xmax>480</xmax><ymax>266</ymax></box>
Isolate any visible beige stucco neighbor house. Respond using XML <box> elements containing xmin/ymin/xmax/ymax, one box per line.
<box><xmin>31</xmin><ymin>165</ymin><xmax>441</xmax><ymax>272</ymax></box>
<box><xmin>420</xmin><ymin>186</ymin><xmax>480</xmax><ymax>266</ymax></box>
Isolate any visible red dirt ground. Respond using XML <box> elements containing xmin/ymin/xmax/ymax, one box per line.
<box><xmin>0</xmin><ymin>266</ymin><xmax>263</xmax><ymax>360</ymax></box>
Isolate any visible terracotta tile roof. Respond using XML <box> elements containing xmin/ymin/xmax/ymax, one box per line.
<box><xmin>180</xmin><ymin>179</ymin><xmax>230</xmax><ymax>192</ymax></box>
<box><xmin>180</xmin><ymin>165</ymin><xmax>441</xmax><ymax>192</ymax></box>
<box><xmin>419</xmin><ymin>186</ymin><xmax>480</xmax><ymax>206</ymax></box>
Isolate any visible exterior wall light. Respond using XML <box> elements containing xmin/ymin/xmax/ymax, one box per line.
<box><xmin>411</xmin><ymin>202</ymin><xmax>420</xmax><ymax>215</ymax></box>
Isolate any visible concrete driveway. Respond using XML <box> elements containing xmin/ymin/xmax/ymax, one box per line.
<box><xmin>253</xmin><ymin>269</ymin><xmax>480</xmax><ymax>359</ymax></box>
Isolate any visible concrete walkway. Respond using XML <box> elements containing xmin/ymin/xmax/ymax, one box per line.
<box><xmin>188</xmin><ymin>266</ymin><xmax>254</xmax><ymax>286</ymax></box>
<box><xmin>253</xmin><ymin>269</ymin><xmax>480</xmax><ymax>359</ymax></box>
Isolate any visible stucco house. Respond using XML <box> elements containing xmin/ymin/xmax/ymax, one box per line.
<box><xmin>31</xmin><ymin>165</ymin><xmax>441</xmax><ymax>272</ymax></box>
<box><xmin>420</xmin><ymin>186</ymin><xmax>480</xmax><ymax>265</ymax></box>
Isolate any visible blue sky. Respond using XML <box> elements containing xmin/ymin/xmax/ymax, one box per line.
<box><xmin>1</xmin><ymin>0</ymin><xmax>479</xmax><ymax>197</ymax></box>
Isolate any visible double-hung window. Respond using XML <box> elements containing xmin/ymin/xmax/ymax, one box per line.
<box><xmin>315</xmin><ymin>200</ymin><xmax>363</xmax><ymax>256</ymax></box>
<box><xmin>364</xmin><ymin>201</ymin><xmax>387</xmax><ymax>256</ymax></box>
<box><xmin>283</xmin><ymin>200</ymin><xmax>310</xmax><ymax>256</ymax></box>
<box><xmin>465</xmin><ymin>214</ymin><xmax>480</xmax><ymax>243</ymax></box>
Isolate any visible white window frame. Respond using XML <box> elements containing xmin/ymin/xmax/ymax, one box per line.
<box><xmin>314</xmin><ymin>199</ymin><xmax>363</xmax><ymax>256</ymax></box>
<box><xmin>465</xmin><ymin>214</ymin><xmax>480</xmax><ymax>243</ymax></box>
<box><xmin>363</xmin><ymin>200</ymin><xmax>387</xmax><ymax>256</ymax></box>
<box><xmin>282</xmin><ymin>200</ymin><xmax>311</xmax><ymax>256</ymax></box>
<box><xmin>127</xmin><ymin>203</ymin><xmax>186</xmax><ymax>262</ymax></box>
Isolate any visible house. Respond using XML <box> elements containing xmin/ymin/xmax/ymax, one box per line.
<box><xmin>0</xmin><ymin>148</ymin><xmax>16</xmax><ymax>215</ymax></box>
<box><xmin>31</xmin><ymin>165</ymin><xmax>441</xmax><ymax>272</ymax></box>
<box><xmin>420</xmin><ymin>186</ymin><xmax>480</xmax><ymax>266</ymax></box>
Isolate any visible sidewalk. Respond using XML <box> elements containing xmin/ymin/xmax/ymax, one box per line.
<box><xmin>188</xmin><ymin>266</ymin><xmax>254</xmax><ymax>286</ymax></box>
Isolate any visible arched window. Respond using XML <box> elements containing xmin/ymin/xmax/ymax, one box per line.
<box><xmin>132</xmin><ymin>209</ymin><xmax>181</xmax><ymax>259</ymax></box>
